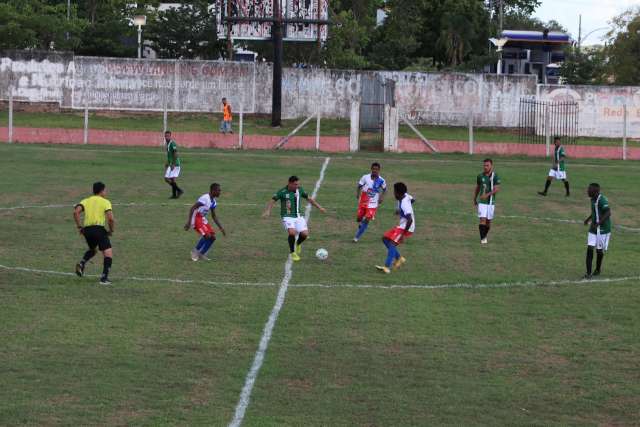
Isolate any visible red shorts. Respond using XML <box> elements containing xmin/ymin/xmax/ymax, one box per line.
<box><xmin>383</xmin><ymin>227</ymin><xmax>413</xmax><ymax>245</ymax></box>
<box><xmin>194</xmin><ymin>214</ymin><xmax>215</xmax><ymax>236</ymax></box>
<box><xmin>357</xmin><ymin>204</ymin><xmax>377</xmax><ymax>221</ymax></box>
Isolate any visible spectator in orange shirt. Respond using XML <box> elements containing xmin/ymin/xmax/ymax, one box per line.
<box><xmin>220</xmin><ymin>98</ymin><xmax>233</xmax><ymax>134</ymax></box>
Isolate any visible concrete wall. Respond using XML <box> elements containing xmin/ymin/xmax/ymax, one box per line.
<box><xmin>1</xmin><ymin>52</ymin><xmax>639</xmax><ymax>136</ymax></box>
<box><xmin>539</xmin><ymin>85</ymin><xmax>640</xmax><ymax>138</ymax></box>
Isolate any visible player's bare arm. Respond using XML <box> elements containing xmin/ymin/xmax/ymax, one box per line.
<box><xmin>356</xmin><ymin>184</ymin><xmax>362</xmax><ymax>200</ymax></box>
<box><xmin>185</xmin><ymin>202</ymin><xmax>203</xmax><ymax>230</ymax></box>
<box><xmin>584</xmin><ymin>214</ymin><xmax>592</xmax><ymax>225</ymax></box>
<box><xmin>262</xmin><ymin>199</ymin><xmax>276</xmax><ymax>218</ymax></box>
<box><xmin>73</xmin><ymin>205</ymin><xmax>84</xmax><ymax>234</ymax></box>
<box><xmin>211</xmin><ymin>209</ymin><xmax>226</xmax><ymax>236</ymax></box>
<box><xmin>473</xmin><ymin>184</ymin><xmax>480</xmax><ymax>205</ymax></box>
<box><xmin>379</xmin><ymin>188</ymin><xmax>386</xmax><ymax>204</ymax></box>
<box><xmin>308</xmin><ymin>197</ymin><xmax>326</xmax><ymax>213</ymax></box>
<box><xmin>106</xmin><ymin>210</ymin><xmax>115</xmax><ymax>235</ymax></box>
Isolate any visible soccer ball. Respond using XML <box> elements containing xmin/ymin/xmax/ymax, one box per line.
<box><xmin>315</xmin><ymin>248</ymin><xmax>329</xmax><ymax>260</ymax></box>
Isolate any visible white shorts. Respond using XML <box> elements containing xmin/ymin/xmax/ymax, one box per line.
<box><xmin>548</xmin><ymin>169</ymin><xmax>567</xmax><ymax>180</ymax></box>
<box><xmin>165</xmin><ymin>166</ymin><xmax>181</xmax><ymax>179</ymax></box>
<box><xmin>282</xmin><ymin>216</ymin><xmax>308</xmax><ymax>233</ymax></box>
<box><xmin>588</xmin><ymin>232</ymin><xmax>611</xmax><ymax>251</ymax></box>
<box><xmin>477</xmin><ymin>204</ymin><xmax>495</xmax><ymax>220</ymax></box>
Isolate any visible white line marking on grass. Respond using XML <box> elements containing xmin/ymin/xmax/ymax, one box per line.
<box><xmin>229</xmin><ymin>156</ymin><xmax>331</xmax><ymax>427</ymax></box>
<box><xmin>0</xmin><ymin>264</ymin><xmax>278</xmax><ymax>288</ymax></box>
<box><xmin>2</xmin><ymin>263</ymin><xmax>639</xmax><ymax>291</ymax></box>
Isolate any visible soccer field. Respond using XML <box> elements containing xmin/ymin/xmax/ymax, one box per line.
<box><xmin>2</xmin><ymin>143</ymin><xmax>640</xmax><ymax>425</ymax></box>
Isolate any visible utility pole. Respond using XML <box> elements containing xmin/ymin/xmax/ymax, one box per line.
<box><xmin>272</xmin><ymin>0</ymin><xmax>284</xmax><ymax>127</ymax></box>
<box><xmin>499</xmin><ymin>0</ymin><xmax>503</xmax><ymax>34</ymax></box>
<box><xmin>66</xmin><ymin>0</ymin><xmax>70</xmax><ymax>40</ymax></box>
<box><xmin>578</xmin><ymin>14</ymin><xmax>582</xmax><ymax>51</ymax></box>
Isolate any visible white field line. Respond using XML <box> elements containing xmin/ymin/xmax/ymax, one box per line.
<box><xmin>3</xmin><ymin>143</ymin><xmax>639</xmax><ymax>170</ymax></box>
<box><xmin>2</xmin><ymin>263</ymin><xmax>640</xmax><ymax>292</ymax></box>
<box><xmin>229</xmin><ymin>156</ymin><xmax>331</xmax><ymax>427</ymax></box>
<box><xmin>2</xmin><ymin>202</ymin><xmax>638</xmax><ymax>232</ymax></box>
<box><xmin>0</xmin><ymin>264</ymin><xmax>277</xmax><ymax>288</ymax></box>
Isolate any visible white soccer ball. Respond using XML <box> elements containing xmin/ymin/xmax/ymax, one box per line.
<box><xmin>315</xmin><ymin>248</ymin><xmax>329</xmax><ymax>260</ymax></box>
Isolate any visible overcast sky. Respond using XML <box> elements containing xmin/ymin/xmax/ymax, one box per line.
<box><xmin>533</xmin><ymin>0</ymin><xmax>638</xmax><ymax>45</ymax></box>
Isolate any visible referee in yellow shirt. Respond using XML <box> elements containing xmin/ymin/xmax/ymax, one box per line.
<box><xmin>73</xmin><ymin>182</ymin><xmax>115</xmax><ymax>285</ymax></box>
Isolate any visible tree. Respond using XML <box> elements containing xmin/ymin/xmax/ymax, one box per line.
<box><xmin>560</xmin><ymin>46</ymin><xmax>608</xmax><ymax>85</ymax></box>
<box><xmin>606</xmin><ymin>7</ymin><xmax>640</xmax><ymax>85</ymax></box>
<box><xmin>322</xmin><ymin>10</ymin><xmax>372</xmax><ymax>69</ymax></box>
<box><xmin>76</xmin><ymin>0</ymin><xmax>162</xmax><ymax>58</ymax></box>
<box><xmin>145</xmin><ymin>1</ymin><xmax>223</xmax><ymax>59</ymax></box>
<box><xmin>0</xmin><ymin>0</ymin><xmax>86</xmax><ymax>51</ymax></box>
<box><xmin>437</xmin><ymin>0</ymin><xmax>490</xmax><ymax>67</ymax></box>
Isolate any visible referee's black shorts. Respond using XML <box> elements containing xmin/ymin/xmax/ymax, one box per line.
<box><xmin>83</xmin><ymin>225</ymin><xmax>112</xmax><ymax>251</ymax></box>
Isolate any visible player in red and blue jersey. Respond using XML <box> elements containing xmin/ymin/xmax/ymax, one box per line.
<box><xmin>353</xmin><ymin>162</ymin><xmax>387</xmax><ymax>242</ymax></box>
<box><xmin>184</xmin><ymin>183</ymin><xmax>226</xmax><ymax>261</ymax></box>
<box><xmin>376</xmin><ymin>182</ymin><xmax>415</xmax><ymax>274</ymax></box>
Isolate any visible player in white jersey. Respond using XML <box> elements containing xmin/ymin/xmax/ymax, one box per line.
<box><xmin>184</xmin><ymin>183</ymin><xmax>226</xmax><ymax>261</ymax></box>
<box><xmin>354</xmin><ymin>162</ymin><xmax>386</xmax><ymax>242</ymax></box>
<box><xmin>376</xmin><ymin>182</ymin><xmax>415</xmax><ymax>274</ymax></box>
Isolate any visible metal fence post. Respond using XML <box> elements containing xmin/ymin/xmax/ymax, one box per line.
<box><xmin>8</xmin><ymin>86</ymin><xmax>13</xmax><ymax>144</ymax></box>
<box><xmin>468</xmin><ymin>111</ymin><xmax>474</xmax><ymax>155</ymax></box>
<box><xmin>83</xmin><ymin>98</ymin><xmax>89</xmax><ymax>145</ymax></box>
<box><xmin>622</xmin><ymin>104</ymin><xmax>628</xmax><ymax>161</ymax></box>
<box><xmin>315</xmin><ymin>109</ymin><xmax>321</xmax><ymax>151</ymax></box>
<box><xmin>163</xmin><ymin>100</ymin><xmax>168</xmax><ymax>134</ymax></box>
<box><xmin>238</xmin><ymin>102</ymin><xmax>244</xmax><ymax>149</ymax></box>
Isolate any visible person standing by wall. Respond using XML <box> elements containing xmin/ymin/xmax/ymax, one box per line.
<box><xmin>220</xmin><ymin>98</ymin><xmax>233</xmax><ymax>134</ymax></box>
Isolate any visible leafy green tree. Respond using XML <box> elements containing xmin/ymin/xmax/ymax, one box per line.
<box><xmin>322</xmin><ymin>10</ymin><xmax>372</xmax><ymax>69</ymax></box>
<box><xmin>606</xmin><ymin>8</ymin><xmax>640</xmax><ymax>85</ymax></box>
<box><xmin>145</xmin><ymin>1</ymin><xmax>223</xmax><ymax>59</ymax></box>
<box><xmin>76</xmin><ymin>0</ymin><xmax>159</xmax><ymax>57</ymax></box>
<box><xmin>560</xmin><ymin>46</ymin><xmax>608</xmax><ymax>85</ymax></box>
<box><xmin>437</xmin><ymin>0</ymin><xmax>490</xmax><ymax>67</ymax></box>
<box><xmin>0</xmin><ymin>0</ymin><xmax>86</xmax><ymax>51</ymax></box>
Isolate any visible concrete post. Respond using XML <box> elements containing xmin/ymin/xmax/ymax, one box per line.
<box><xmin>468</xmin><ymin>112</ymin><xmax>474</xmax><ymax>155</ymax></box>
<box><xmin>623</xmin><ymin>104</ymin><xmax>627</xmax><ymax>161</ymax></box>
<box><xmin>383</xmin><ymin>105</ymin><xmax>391</xmax><ymax>152</ymax></box>
<box><xmin>349</xmin><ymin>100</ymin><xmax>360</xmax><ymax>152</ymax></box>
<box><xmin>83</xmin><ymin>99</ymin><xmax>89</xmax><ymax>145</ymax></box>
<box><xmin>8</xmin><ymin>86</ymin><xmax>13</xmax><ymax>144</ymax></box>
<box><xmin>239</xmin><ymin>102</ymin><xmax>244</xmax><ymax>149</ymax></box>
<box><xmin>389</xmin><ymin>107</ymin><xmax>398</xmax><ymax>152</ymax></box>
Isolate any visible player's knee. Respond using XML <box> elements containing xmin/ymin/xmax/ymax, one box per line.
<box><xmin>596</xmin><ymin>249</ymin><xmax>603</xmax><ymax>255</ymax></box>
<box><xmin>103</xmin><ymin>248</ymin><xmax>113</xmax><ymax>257</ymax></box>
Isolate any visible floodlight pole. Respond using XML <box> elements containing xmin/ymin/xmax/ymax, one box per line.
<box><xmin>272</xmin><ymin>0</ymin><xmax>284</xmax><ymax>127</ymax></box>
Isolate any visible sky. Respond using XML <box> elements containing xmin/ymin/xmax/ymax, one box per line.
<box><xmin>533</xmin><ymin>0</ymin><xmax>639</xmax><ymax>45</ymax></box>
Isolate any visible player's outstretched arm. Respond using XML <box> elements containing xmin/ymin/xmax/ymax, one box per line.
<box><xmin>73</xmin><ymin>205</ymin><xmax>84</xmax><ymax>234</ymax></box>
<box><xmin>185</xmin><ymin>203</ymin><xmax>201</xmax><ymax>230</ymax></box>
<box><xmin>211</xmin><ymin>209</ymin><xmax>226</xmax><ymax>236</ymax></box>
<box><xmin>308</xmin><ymin>197</ymin><xmax>326</xmax><ymax>213</ymax></box>
<box><xmin>262</xmin><ymin>199</ymin><xmax>276</xmax><ymax>218</ymax></box>
<box><xmin>106</xmin><ymin>210</ymin><xmax>115</xmax><ymax>235</ymax></box>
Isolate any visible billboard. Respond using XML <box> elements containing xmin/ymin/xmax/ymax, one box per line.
<box><xmin>216</xmin><ymin>0</ymin><xmax>328</xmax><ymax>41</ymax></box>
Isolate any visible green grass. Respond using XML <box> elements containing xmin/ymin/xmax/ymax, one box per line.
<box><xmin>2</xmin><ymin>143</ymin><xmax>640</xmax><ymax>425</ymax></box>
<box><xmin>1</xmin><ymin>110</ymin><xmax>635</xmax><ymax>146</ymax></box>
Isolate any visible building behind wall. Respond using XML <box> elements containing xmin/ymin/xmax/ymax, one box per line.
<box><xmin>494</xmin><ymin>30</ymin><xmax>572</xmax><ymax>84</ymax></box>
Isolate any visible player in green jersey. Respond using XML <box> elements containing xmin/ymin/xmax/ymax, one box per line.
<box><xmin>164</xmin><ymin>131</ymin><xmax>184</xmax><ymax>199</ymax></box>
<box><xmin>538</xmin><ymin>136</ymin><xmax>570</xmax><ymax>197</ymax></box>
<box><xmin>262</xmin><ymin>175</ymin><xmax>326</xmax><ymax>261</ymax></box>
<box><xmin>583</xmin><ymin>183</ymin><xmax>612</xmax><ymax>279</ymax></box>
<box><xmin>473</xmin><ymin>158</ymin><xmax>501</xmax><ymax>244</ymax></box>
